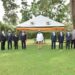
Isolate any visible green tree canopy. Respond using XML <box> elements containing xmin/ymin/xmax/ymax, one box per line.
<box><xmin>1</xmin><ymin>0</ymin><xmax>19</xmax><ymax>25</ymax></box>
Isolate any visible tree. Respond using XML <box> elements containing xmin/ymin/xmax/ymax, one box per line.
<box><xmin>21</xmin><ymin>0</ymin><xmax>32</xmax><ymax>22</ymax></box>
<box><xmin>30</xmin><ymin>0</ymin><xmax>69</xmax><ymax>23</ymax></box>
<box><xmin>1</xmin><ymin>0</ymin><xmax>18</xmax><ymax>25</ymax></box>
<box><xmin>30</xmin><ymin>0</ymin><xmax>39</xmax><ymax>16</ymax></box>
<box><xmin>71</xmin><ymin>0</ymin><xmax>75</xmax><ymax>29</ymax></box>
<box><xmin>0</xmin><ymin>21</ymin><xmax>15</xmax><ymax>31</ymax></box>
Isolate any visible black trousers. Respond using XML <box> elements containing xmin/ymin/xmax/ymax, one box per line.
<box><xmin>1</xmin><ymin>41</ymin><xmax>5</xmax><ymax>50</ymax></box>
<box><xmin>21</xmin><ymin>41</ymin><xmax>26</xmax><ymax>49</ymax></box>
<box><xmin>51</xmin><ymin>41</ymin><xmax>56</xmax><ymax>49</ymax></box>
<box><xmin>8</xmin><ymin>41</ymin><xmax>12</xmax><ymax>49</ymax></box>
<box><xmin>71</xmin><ymin>39</ymin><xmax>75</xmax><ymax>49</ymax></box>
<box><xmin>73</xmin><ymin>40</ymin><xmax>75</xmax><ymax>49</ymax></box>
<box><xmin>71</xmin><ymin>40</ymin><xmax>73</xmax><ymax>48</ymax></box>
<box><xmin>66</xmin><ymin>41</ymin><xmax>70</xmax><ymax>49</ymax></box>
<box><xmin>14</xmin><ymin>41</ymin><xmax>18</xmax><ymax>49</ymax></box>
<box><xmin>59</xmin><ymin>42</ymin><xmax>63</xmax><ymax>49</ymax></box>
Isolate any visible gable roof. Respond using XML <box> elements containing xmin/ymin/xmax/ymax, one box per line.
<box><xmin>17</xmin><ymin>15</ymin><xmax>64</xmax><ymax>28</ymax></box>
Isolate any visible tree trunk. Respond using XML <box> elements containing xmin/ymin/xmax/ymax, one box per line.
<box><xmin>71</xmin><ymin>0</ymin><xmax>75</xmax><ymax>29</ymax></box>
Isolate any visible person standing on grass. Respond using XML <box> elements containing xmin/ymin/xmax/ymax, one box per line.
<box><xmin>36</xmin><ymin>31</ymin><xmax>44</xmax><ymax>48</ymax></box>
<box><xmin>58</xmin><ymin>32</ymin><xmax>64</xmax><ymax>49</ymax></box>
<box><xmin>0</xmin><ymin>31</ymin><xmax>1</xmax><ymax>42</ymax></box>
<box><xmin>71</xmin><ymin>30</ymin><xmax>75</xmax><ymax>49</ymax></box>
<box><xmin>0</xmin><ymin>31</ymin><xmax>2</xmax><ymax>49</ymax></box>
<box><xmin>66</xmin><ymin>32</ymin><xmax>71</xmax><ymax>49</ymax></box>
<box><xmin>7</xmin><ymin>30</ymin><xmax>12</xmax><ymax>50</ymax></box>
<box><xmin>20</xmin><ymin>31</ymin><xmax>27</xmax><ymax>49</ymax></box>
<box><xmin>51</xmin><ymin>32</ymin><xmax>57</xmax><ymax>49</ymax></box>
<box><xmin>1</xmin><ymin>31</ymin><xmax>6</xmax><ymax>50</ymax></box>
<box><xmin>13</xmin><ymin>32</ymin><xmax>19</xmax><ymax>49</ymax></box>
<box><xmin>71</xmin><ymin>34</ymin><xmax>73</xmax><ymax>48</ymax></box>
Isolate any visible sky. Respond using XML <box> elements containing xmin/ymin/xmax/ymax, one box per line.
<box><xmin>0</xmin><ymin>0</ymin><xmax>70</xmax><ymax>21</ymax></box>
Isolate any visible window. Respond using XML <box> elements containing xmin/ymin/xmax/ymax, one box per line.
<box><xmin>30</xmin><ymin>22</ymin><xmax>34</xmax><ymax>25</ymax></box>
<box><xmin>46</xmin><ymin>22</ymin><xmax>50</xmax><ymax>25</ymax></box>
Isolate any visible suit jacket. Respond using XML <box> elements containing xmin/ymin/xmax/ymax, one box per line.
<box><xmin>7</xmin><ymin>34</ymin><xmax>12</xmax><ymax>42</ymax></box>
<box><xmin>66</xmin><ymin>33</ymin><xmax>71</xmax><ymax>41</ymax></box>
<box><xmin>58</xmin><ymin>34</ymin><xmax>64</xmax><ymax>43</ymax></box>
<box><xmin>1</xmin><ymin>33</ymin><xmax>6</xmax><ymax>42</ymax></box>
<box><xmin>51</xmin><ymin>34</ymin><xmax>57</xmax><ymax>42</ymax></box>
<box><xmin>20</xmin><ymin>34</ymin><xmax>26</xmax><ymax>41</ymax></box>
<box><xmin>13</xmin><ymin>35</ymin><xmax>19</xmax><ymax>42</ymax></box>
<box><xmin>0</xmin><ymin>32</ymin><xmax>2</xmax><ymax>41</ymax></box>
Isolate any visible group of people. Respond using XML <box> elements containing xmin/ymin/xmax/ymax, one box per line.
<box><xmin>0</xmin><ymin>30</ymin><xmax>27</xmax><ymax>50</ymax></box>
<box><xmin>0</xmin><ymin>30</ymin><xmax>75</xmax><ymax>50</ymax></box>
<box><xmin>36</xmin><ymin>30</ymin><xmax>75</xmax><ymax>49</ymax></box>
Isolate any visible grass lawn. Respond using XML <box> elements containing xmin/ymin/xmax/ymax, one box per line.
<box><xmin>0</xmin><ymin>40</ymin><xmax>75</xmax><ymax>75</ymax></box>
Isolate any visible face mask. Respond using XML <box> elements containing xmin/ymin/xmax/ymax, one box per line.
<box><xmin>2</xmin><ymin>31</ymin><xmax>5</xmax><ymax>36</ymax></box>
<box><xmin>8</xmin><ymin>33</ymin><xmax>11</xmax><ymax>36</ymax></box>
<box><xmin>15</xmin><ymin>34</ymin><xmax>17</xmax><ymax>37</ymax></box>
<box><xmin>60</xmin><ymin>32</ymin><xmax>63</xmax><ymax>36</ymax></box>
<box><xmin>67</xmin><ymin>32</ymin><xmax>70</xmax><ymax>36</ymax></box>
<box><xmin>53</xmin><ymin>32</ymin><xmax>55</xmax><ymax>36</ymax></box>
<box><xmin>22</xmin><ymin>32</ymin><xmax>25</xmax><ymax>36</ymax></box>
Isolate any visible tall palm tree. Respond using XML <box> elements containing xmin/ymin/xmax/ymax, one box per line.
<box><xmin>71</xmin><ymin>0</ymin><xmax>75</xmax><ymax>29</ymax></box>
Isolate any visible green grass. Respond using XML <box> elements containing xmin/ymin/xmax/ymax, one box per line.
<box><xmin>0</xmin><ymin>40</ymin><xmax>75</xmax><ymax>75</ymax></box>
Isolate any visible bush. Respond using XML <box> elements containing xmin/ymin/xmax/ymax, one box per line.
<box><xmin>27</xmin><ymin>32</ymin><xmax>51</xmax><ymax>39</ymax></box>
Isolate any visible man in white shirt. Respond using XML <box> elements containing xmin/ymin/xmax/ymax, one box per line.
<box><xmin>36</xmin><ymin>31</ymin><xmax>44</xmax><ymax>48</ymax></box>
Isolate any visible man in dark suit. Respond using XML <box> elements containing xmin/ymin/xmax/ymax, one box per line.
<box><xmin>0</xmin><ymin>31</ymin><xmax>1</xmax><ymax>42</ymax></box>
<box><xmin>13</xmin><ymin>33</ymin><xmax>19</xmax><ymax>49</ymax></box>
<box><xmin>7</xmin><ymin>30</ymin><xmax>12</xmax><ymax>49</ymax></box>
<box><xmin>71</xmin><ymin>30</ymin><xmax>75</xmax><ymax>48</ymax></box>
<box><xmin>20</xmin><ymin>31</ymin><xmax>27</xmax><ymax>49</ymax></box>
<box><xmin>58</xmin><ymin>32</ymin><xmax>64</xmax><ymax>49</ymax></box>
<box><xmin>51</xmin><ymin>32</ymin><xmax>57</xmax><ymax>49</ymax></box>
<box><xmin>71</xmin><ymin>34</ymin><xmax>73</xmax><ymax>48</ymax></box>
<box><xmin>1</xmin><ymin>31</ymin><xmax>6</xmax><ymax>50</ymax></box>
<box><xmin>66</xmin><ymin>32</ymin><xmax>71</xmax><ymax>49</ymax></box>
